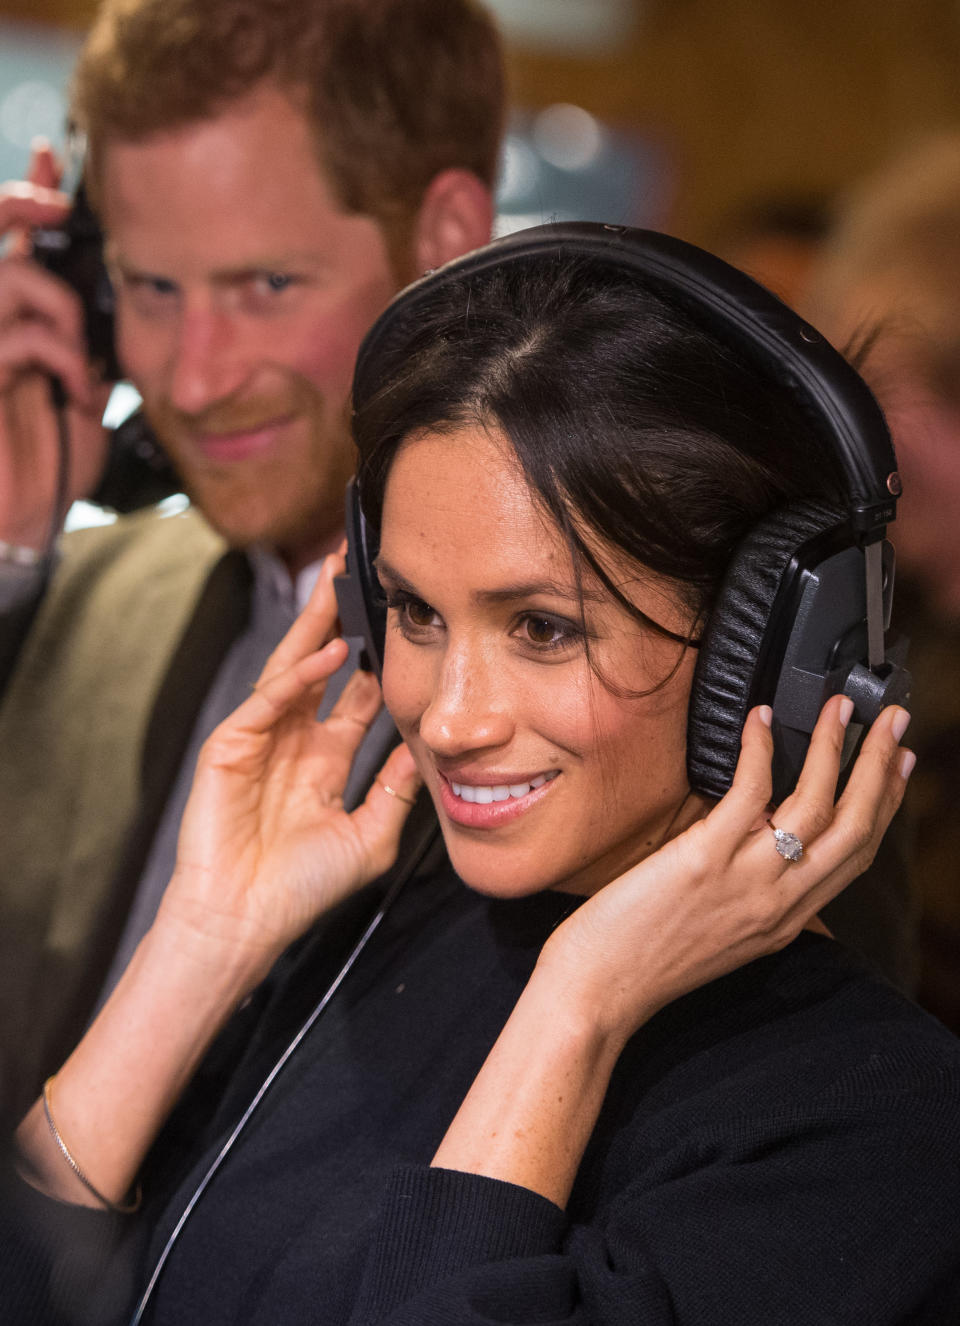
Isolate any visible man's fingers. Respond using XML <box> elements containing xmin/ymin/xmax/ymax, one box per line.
<box><xmin>27</xmin><ymin>140</ymin><xmax>61</xmax><ymax>191</ymax></box>
<box><xmin>0</xmin><ymin>184</ymin><xmax>69</xmax><ymax>244</ymax></box>
<box><xmin>0</xmin><ymin>323</ymin><xmax>92</xmax><ymax>403</ymax></box>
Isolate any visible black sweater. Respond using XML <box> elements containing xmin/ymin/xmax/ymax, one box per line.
<box><xmin>6</xmin><ymin>863</ymin><xmax>960</xmax><ymax>1324</ymax></box>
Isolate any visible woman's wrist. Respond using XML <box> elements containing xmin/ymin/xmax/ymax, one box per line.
<box><xmin>15</xmin><ymin>905</ymin><xmax>263</xmax><ymax>1210</ymax></box>
<box><xmin>432</xmin><ymin>962</ymin><xmax>624</xmax><ymax>1208</ymax></box>
<box><xmin>150</xmin><ymin>871</ymin><xmax>287</xmax><ymax>999</ymax></box>
<box><xmin>532</xmin><ymin>923</ymin><xmax>660</xmax><ymax>1057</ymax></box>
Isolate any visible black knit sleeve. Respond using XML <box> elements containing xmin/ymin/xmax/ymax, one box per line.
<box><xmin>348</xmin><ymin>1053</ymin><xmax>960</xmax><ymax>1326</ymax></box>
<box><xmin>0</xmin><ymin>1159</ymin><xmax>138</xmax><ymax>1326</ymax></box>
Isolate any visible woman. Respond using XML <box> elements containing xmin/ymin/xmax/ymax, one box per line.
<box><xmin>10</xmin><ymin>229</ymin><xmax>960</xmax><ymax>1324</ymax></box>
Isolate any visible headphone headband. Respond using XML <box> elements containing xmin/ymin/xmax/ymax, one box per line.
<box><xmin>353</xmin><ymin>222</ymin><xmax>900</xmax><ymax>538</ymax></box>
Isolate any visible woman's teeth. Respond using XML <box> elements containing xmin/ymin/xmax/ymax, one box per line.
<box><xmin>449</xmin><ymin>771</ymin><xmax>558</xmax><ymax>804</ymax></box>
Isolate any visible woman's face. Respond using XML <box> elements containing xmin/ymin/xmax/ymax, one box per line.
<box><xmin>378</xmin><ymin>426</ymin><xmax>700</xmax><ymax>898</ymax></box>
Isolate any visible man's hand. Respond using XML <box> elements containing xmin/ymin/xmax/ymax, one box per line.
<box><xmin>0</xmin><ymin>142</ymin><xmax>110</xmax><ymax>552</ymax></box>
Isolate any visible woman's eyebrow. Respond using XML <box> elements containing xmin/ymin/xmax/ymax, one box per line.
<box><xmin>471</xmin><ymin>580</ymin><xmax>605</xmax><ymax>606</ymax></box>
<box><xmin>374</xmin><ymin>557</ymin><xmax>602</xmax><ymax>605</ymax></box>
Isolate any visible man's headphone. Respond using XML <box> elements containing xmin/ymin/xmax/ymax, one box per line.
<box><xmin>337</xmin><ymin>222</ymin><xmax>911</xmax><ymax>803</ymax></box>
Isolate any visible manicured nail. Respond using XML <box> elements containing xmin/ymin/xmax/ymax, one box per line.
<box><xmin>838</xmin><ymin>696</ymin><xmax>854</xmax><ymax>727</ymax></box>
<box><xmin>891</xmin><ymin>708</ymin><xmax>912</xmax><ymax>743</ymax></box>
<box><xmin>757</xmin><ymin>705</ymin><xmax>773</xmax><ymax>727</ymax></box>
<box><xmin>899</xmin><ymin>749</ymin><xmax>916</xmax><ymax>780</ymax></box>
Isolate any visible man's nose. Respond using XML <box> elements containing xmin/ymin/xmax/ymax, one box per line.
<box><xmin>417</xmin><ymin>641</ymin><xmax>514</xmax><ymax>759</ymax></box>
<box><xmin>166</xmin><ymin>301</ymin><xmax>251</xmax><ymax>415</ymax></box>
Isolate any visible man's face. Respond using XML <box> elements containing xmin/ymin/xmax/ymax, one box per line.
<box><xmin>100</xmin><ymin>86</ymin><xmax>401</xmax><ymax>570</ymax></box>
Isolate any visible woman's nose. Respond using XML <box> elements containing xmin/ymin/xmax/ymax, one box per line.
<box><xmin>417</xmin><ymin>644</ymin><xmax>514</xmax><ymax>759</ymax></box>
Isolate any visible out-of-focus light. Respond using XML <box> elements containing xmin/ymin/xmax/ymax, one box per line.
<box><xmin>0</xmin><ymin>80</ymin><xmax>63</xmax><ymax>148</ymax></box>
<box><xmin>64</xmin><ymin>501</ymin><xmax>117</xmax><ymax>532</ymax></box>
<box><xmin>102</xmin><ymin>381</ymin><xmax>143</xmax><ymax>429</ymax></box>
<box><xmin>498</xmin><ymin>133</ymin><xmax>541</xmax><ymax>204</ymax></box>
<box><xmin>533</xmin><ymin>104</ymin><xmax>604</xmax><ymax>172</ymax></box>
<box><xmin>483</xmin><ymin>0</ymin><xmax>638</xmax><ymax>54</ymax></box>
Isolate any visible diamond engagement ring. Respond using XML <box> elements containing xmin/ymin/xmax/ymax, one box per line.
<box><xmin>770</xmin><ymin>824</ymin><xmax>804</xmax><ymax>862</ymax></box>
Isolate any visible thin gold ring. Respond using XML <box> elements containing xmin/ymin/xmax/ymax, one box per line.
<box><xmin>377</xmin><ymin>778</ymin><xmax>417</xmax><ymax>808</ymax></box>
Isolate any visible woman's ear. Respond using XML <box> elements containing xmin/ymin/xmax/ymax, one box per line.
<box><xmin>412</xmin><ymin>169</ymin><xmax>494</xmax><ymax>276</ymax></box>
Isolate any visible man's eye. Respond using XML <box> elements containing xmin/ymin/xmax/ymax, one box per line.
<box><xmin>121</xmin><ymin>274</ymin><xmax>175</xmax><ymax>295</ymax></box>
<box><xmin>258</xmin><ymin>272</ymin><xmax>294</xmax><ymax>293</ymax></box>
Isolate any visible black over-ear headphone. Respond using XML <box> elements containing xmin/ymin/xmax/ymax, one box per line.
<box><xmin>336</xmin><ymin>222</ymin><xmax>911</xmax><ymax>802</ymax></box>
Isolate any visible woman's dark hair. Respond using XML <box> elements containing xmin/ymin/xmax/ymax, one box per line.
<box><xmin>353</xmin><ymin>253</ymin><xmax>847</xmax><ymax>648</ymax></box>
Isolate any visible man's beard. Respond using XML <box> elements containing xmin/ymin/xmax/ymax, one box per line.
<box><xmin>138</xmin><ymin>373</ymin><xmax>355</xmax><ymax>561</ymax></box>
<box><xmin>145</xmin><ymin>374</ymin><xmax>324</xmax><ymax>457</ymax></box>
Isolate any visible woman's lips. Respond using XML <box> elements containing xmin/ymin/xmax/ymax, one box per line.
<box><xmin>192</xmin><ymin>413</ymin><xmax>297</xmax><ymax>463</ymax></box>
<box><xmin>436</xmin><ymin>770</ymin><xmax>559</xmax><ymax>828</ymax></box>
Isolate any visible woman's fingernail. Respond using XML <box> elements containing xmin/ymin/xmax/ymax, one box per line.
<box><xmin>891</xmin><ymin>708</ymin><xmax>912</xmax><ymax>743</ymax></box>
<box><xmin>899</xmin><ymin>749</ymin><xmax>917</xmax><ymax>780</ymax></box>
<box><xmin>757</xmin><ymin>705</ymin><xmax>773</xmax><ymax>727</ymax></box>
<box><xmin>838</xmin><ymin>696</ymin><xmax>854</xmax><ymax>727</ymax></box>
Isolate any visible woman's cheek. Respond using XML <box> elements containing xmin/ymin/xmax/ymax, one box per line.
<box><xmin>381</xmin><ymin>639</ymin><xmax>429</xmax><ymax>743</ymax></box>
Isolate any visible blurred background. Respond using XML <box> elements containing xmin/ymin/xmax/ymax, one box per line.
<box><xmin>2</xmin><ymin>0</ymin><xmax>959</xmax><ymax>271</ymax></box>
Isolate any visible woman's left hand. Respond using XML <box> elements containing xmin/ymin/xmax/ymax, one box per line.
<box><xmin>539</xmin><ymin>695</ymin><xmax>913</xmax><ymax>1047</ymax></box>
<box><xmin>432</xmin><ymin>695</ymin><xmax>912</xmax><ymax>1207</ymax></box>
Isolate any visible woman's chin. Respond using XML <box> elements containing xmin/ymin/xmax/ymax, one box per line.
<box><xmin>440</xmin><ymin>836</ymin><xmax>560</xmax><ymax>900</ymax></box>
<box><xmin>440</xmin><ymin>836</ymin><xmax>601</xmax><ymax>900</ymax></box>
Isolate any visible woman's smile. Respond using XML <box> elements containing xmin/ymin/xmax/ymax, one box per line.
<box><xmin>438</xmin><ymin>768</ymin><xmax>560</xmax><ymax>827</ymax></box>
<box><xmin>378</xmin><ymin>425</ymin><xmax>700</xmax><ymax>898</ymax></box>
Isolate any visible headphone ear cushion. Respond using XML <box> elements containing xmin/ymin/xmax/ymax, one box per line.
<box><xmin>687</xmin><ymin>499</ymin><xmax>847</xmax><ymax>797</ymax></box>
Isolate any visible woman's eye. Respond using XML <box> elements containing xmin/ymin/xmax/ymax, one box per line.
<box><xmin>517</xmin><ymin>614</ymin><xmax>579</xmax><ymax>651</ymax></box>
<box><xmin>385</xmin><ymin>592</ymin><xmax>441</xmax><ymax>638</ymax></box>
<box><xmin>404</xmin><ymin>598</ymin><xmax>438</xmax><ymax>628</ymax></box>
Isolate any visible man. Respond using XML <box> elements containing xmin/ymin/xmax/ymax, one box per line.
<box><xmin>804</xmin><ymin>134</ymin><xmax>960</xmax><ymax>1032</ymax></box>
<box><xmin>0</xmin><ymin>0</ymin><xmax>502</xmax><ymax>1118</ymax></box>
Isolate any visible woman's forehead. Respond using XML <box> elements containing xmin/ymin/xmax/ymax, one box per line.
<box><xmin>379</xmin><ymin>425</ymin><xmax>688</xmax><ymax>627</ymax></box>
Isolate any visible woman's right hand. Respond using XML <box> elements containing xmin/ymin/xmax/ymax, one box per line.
<box><xmin>159</xmin><ymin>552</ymin><xmax>422</xmax><ymax>985</ymax></box>
<box><xmin>0</xmin><ymin>143</ymin><xmax>109</xmax><ymax>551</ymax></box>
<box><xmin>15</xmin><ymin>551</ymin><xmax>420</xmax><ymax>1209</ymax></box>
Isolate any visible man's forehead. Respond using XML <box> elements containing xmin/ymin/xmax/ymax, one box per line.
<box><xmin>98</xmin><ymin>85</ymin><xmax>340</xmax><ymax>222</ymax></box>
<box><xmin>97</xmin><ymin>93</ymin><xmax>383</xmax><ymax>276</ymax></box>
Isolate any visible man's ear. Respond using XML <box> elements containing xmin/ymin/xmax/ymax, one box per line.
<box><xmin>412</xmin><ymin>169</ymin><xmax>494</xmax><ymax>275</ymax></box>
